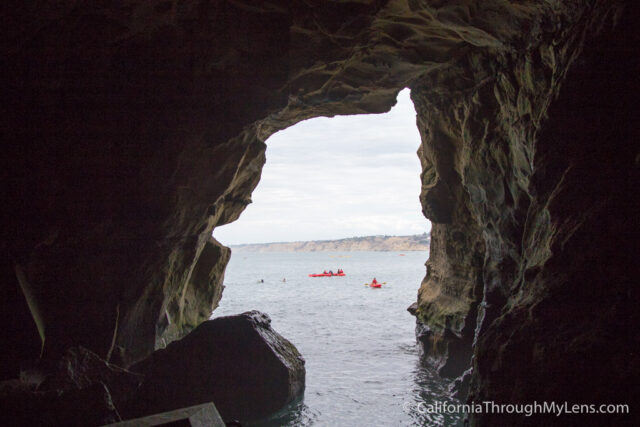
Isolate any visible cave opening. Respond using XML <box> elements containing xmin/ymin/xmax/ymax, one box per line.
<box><xmin>214</xmin><ymin>89</ymin><xmax>429</xmax><ymax>245</ymax></box>
<box><xmin>210</xmin><ymin>89</ymin><xmax>468</xmax><ymax>425</ymax></box>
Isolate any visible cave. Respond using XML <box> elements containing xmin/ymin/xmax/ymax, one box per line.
<box><xmin>2</xmin><ymin>1</ymin><xmax>638</xmax><ymax>426</ymax></box>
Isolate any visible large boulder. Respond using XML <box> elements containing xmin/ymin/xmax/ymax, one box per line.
<box><xmin>123</xmin><ymin>311</ymin><xmax>305</xmax><ymax>423</ymax></box>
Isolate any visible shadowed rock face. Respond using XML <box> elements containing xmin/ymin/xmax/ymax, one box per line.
<box><xmin>124</xmin><ymin>311</ymin><xmax>306</xmax><ymax>423</ymax></box>
<box><xmin>0</xmin><ymin>346</ymin><xmax>143</xmax><ymax>426</ymax></box>
<box><xmin>2</xmin><ymin>0</ymin><xmax>638</xmax><ymax>425</ymax></box>
<box><xmin>410</xmin><ymin>4</ymin><xmax>639</xmax><ymax>423</ymax></box>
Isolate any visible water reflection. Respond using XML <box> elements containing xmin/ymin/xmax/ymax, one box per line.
<box><xmin>248</xmin><ymin>356</ymin><xmax>466</xmax><ymax>427</ymax></box>
<box><xmin>214</xmin><ymin>252</ymin><xmax>465</xmax><ymax>426</ymax></box>
<box><xmin>407</xmin><ymin>360</ymin><xmax>466</xmax><ymax>426</ymax></box>
<box><xmin>248</xmin><ymin>398</ymin><xmax>318</xmax><ymax>427</ymax></box>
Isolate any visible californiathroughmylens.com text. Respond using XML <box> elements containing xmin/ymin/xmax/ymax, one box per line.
<box><xmin>402</xmin><ymin>401</ymin><xmax>630</xmax><ymax>417</ymax></box>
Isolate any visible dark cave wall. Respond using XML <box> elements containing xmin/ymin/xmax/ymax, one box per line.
<box><xmin>411</xmin><ymin>1</ymin><xmax>639</xmax><ymax>424</ymax></box>
<box><xmin>1</xmin><ymin>1</ymin><xmax>637</xmax><ymax>424</ymax></box>
<box><xmin>1</xmin><ymin>0</ymin><xmax>423</xmax><ymax>369</ymax></box>
<box><xmin>410</xmin><ymin>0</ymin><xmax>635</xmax><ymax>380</ymax></box>
<box><xmin>2</xmin><ymin>0</ymin><xmax>494</xmax><ymax>369</ymax></box>
<box><xmin>469</xmin><ymin>5</ymin><xmax>640</xmax><ymax>424</ymax></box>
<box><xmin>3</xmin><ymin>0</ymin><xmax>292</xmax><ymax>366</ymax></box>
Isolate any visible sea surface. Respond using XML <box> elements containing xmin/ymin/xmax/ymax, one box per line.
<box><xmin>212</xmin><ymin>251</ymin><xmax>464</xmax><ymax>427</ymax></box>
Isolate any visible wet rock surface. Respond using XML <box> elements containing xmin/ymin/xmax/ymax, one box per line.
<box><xmin>2</xmin><ymin>0</ymin><xmax>638</xmax><ymax>425</ymax></box>
<box><xmin>415</xmin><ymin>321</ymin><xmax>473</xmax><ymax>379</ymax></box>
<box><xmin>124</xmin><ymin>311</ymin><xmax>305</xmax><ymax>423</ymax></box>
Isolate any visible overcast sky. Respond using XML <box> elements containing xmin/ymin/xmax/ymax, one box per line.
<box><xmin>213</xmin><ymin>89</ymin><xmax>431</xmax><ymax>245</ymax></box>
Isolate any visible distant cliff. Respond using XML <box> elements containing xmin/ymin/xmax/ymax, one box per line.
<box><xmin>230</xmin><ymin>233</ymin><xmax>430</xmax><ymax>252</ymax></box>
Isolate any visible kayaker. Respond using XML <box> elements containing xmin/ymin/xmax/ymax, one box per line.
<box><xmin>323</xmin><ymin>270</ymin><xmax>328</xmax><ymax>274</ymax></box>
<box><xmin>371</xmin><ymin>278</ymin><xmax>378</xmax><ymax>285</ymax></box>
<box><xmin>329</xmin><ymin>270</ymin><xmax>333</xmax><ymax>275</ymax></box>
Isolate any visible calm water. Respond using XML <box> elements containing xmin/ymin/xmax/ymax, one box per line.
<box><xmin>212</xmin><ymin>251</ymin><xmax>464</xmax><ymax>426</ymax></box>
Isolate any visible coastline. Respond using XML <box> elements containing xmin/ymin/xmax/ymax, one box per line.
<box><xmin>229</xmin><ymin>233</ymin><xmax>430</xmax><ymax>253</ymax></box>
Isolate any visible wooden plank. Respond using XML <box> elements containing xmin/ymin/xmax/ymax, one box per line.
<box><xmin>103</xmin><ymin>402</ymin><xmax>225</xmax><ymax>426</ymax></box>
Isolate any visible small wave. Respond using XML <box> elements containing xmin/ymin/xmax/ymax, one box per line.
<box><xmin>398</xmin><ymin>343</ymin><xmax>419</xmax><ymax>355</ymax></box>
<box><xmin>250</xmin><ymin>399</ymin><xmax>320</xmax><ymax>427</ymax></box>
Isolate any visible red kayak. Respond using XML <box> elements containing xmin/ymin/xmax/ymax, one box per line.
<box><xmin>308</xmin><ymin>272</ymin><xmax>346</xmax><ymax>277</ymax></box>
<box><xmin>370</xmin><ymin>283</ymin><xmax>382</xmax><ymax>288</ymax></box>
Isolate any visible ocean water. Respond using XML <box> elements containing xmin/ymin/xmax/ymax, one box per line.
<box><xmin>212</xmin><ymin>251</ymin><xmax>464</xmax><ymax>427</ymax></box>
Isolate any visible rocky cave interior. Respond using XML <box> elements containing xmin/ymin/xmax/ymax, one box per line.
<box><xmin>1</xmin><ymin>1</ymin><xmax>638</xmax><ymax>426</ymax></box>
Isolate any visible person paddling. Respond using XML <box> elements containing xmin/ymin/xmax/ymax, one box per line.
<box><xmin>371</xmin><ymin>277</ymin><xmax>378</xmax><ymax>285</ymax></box>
